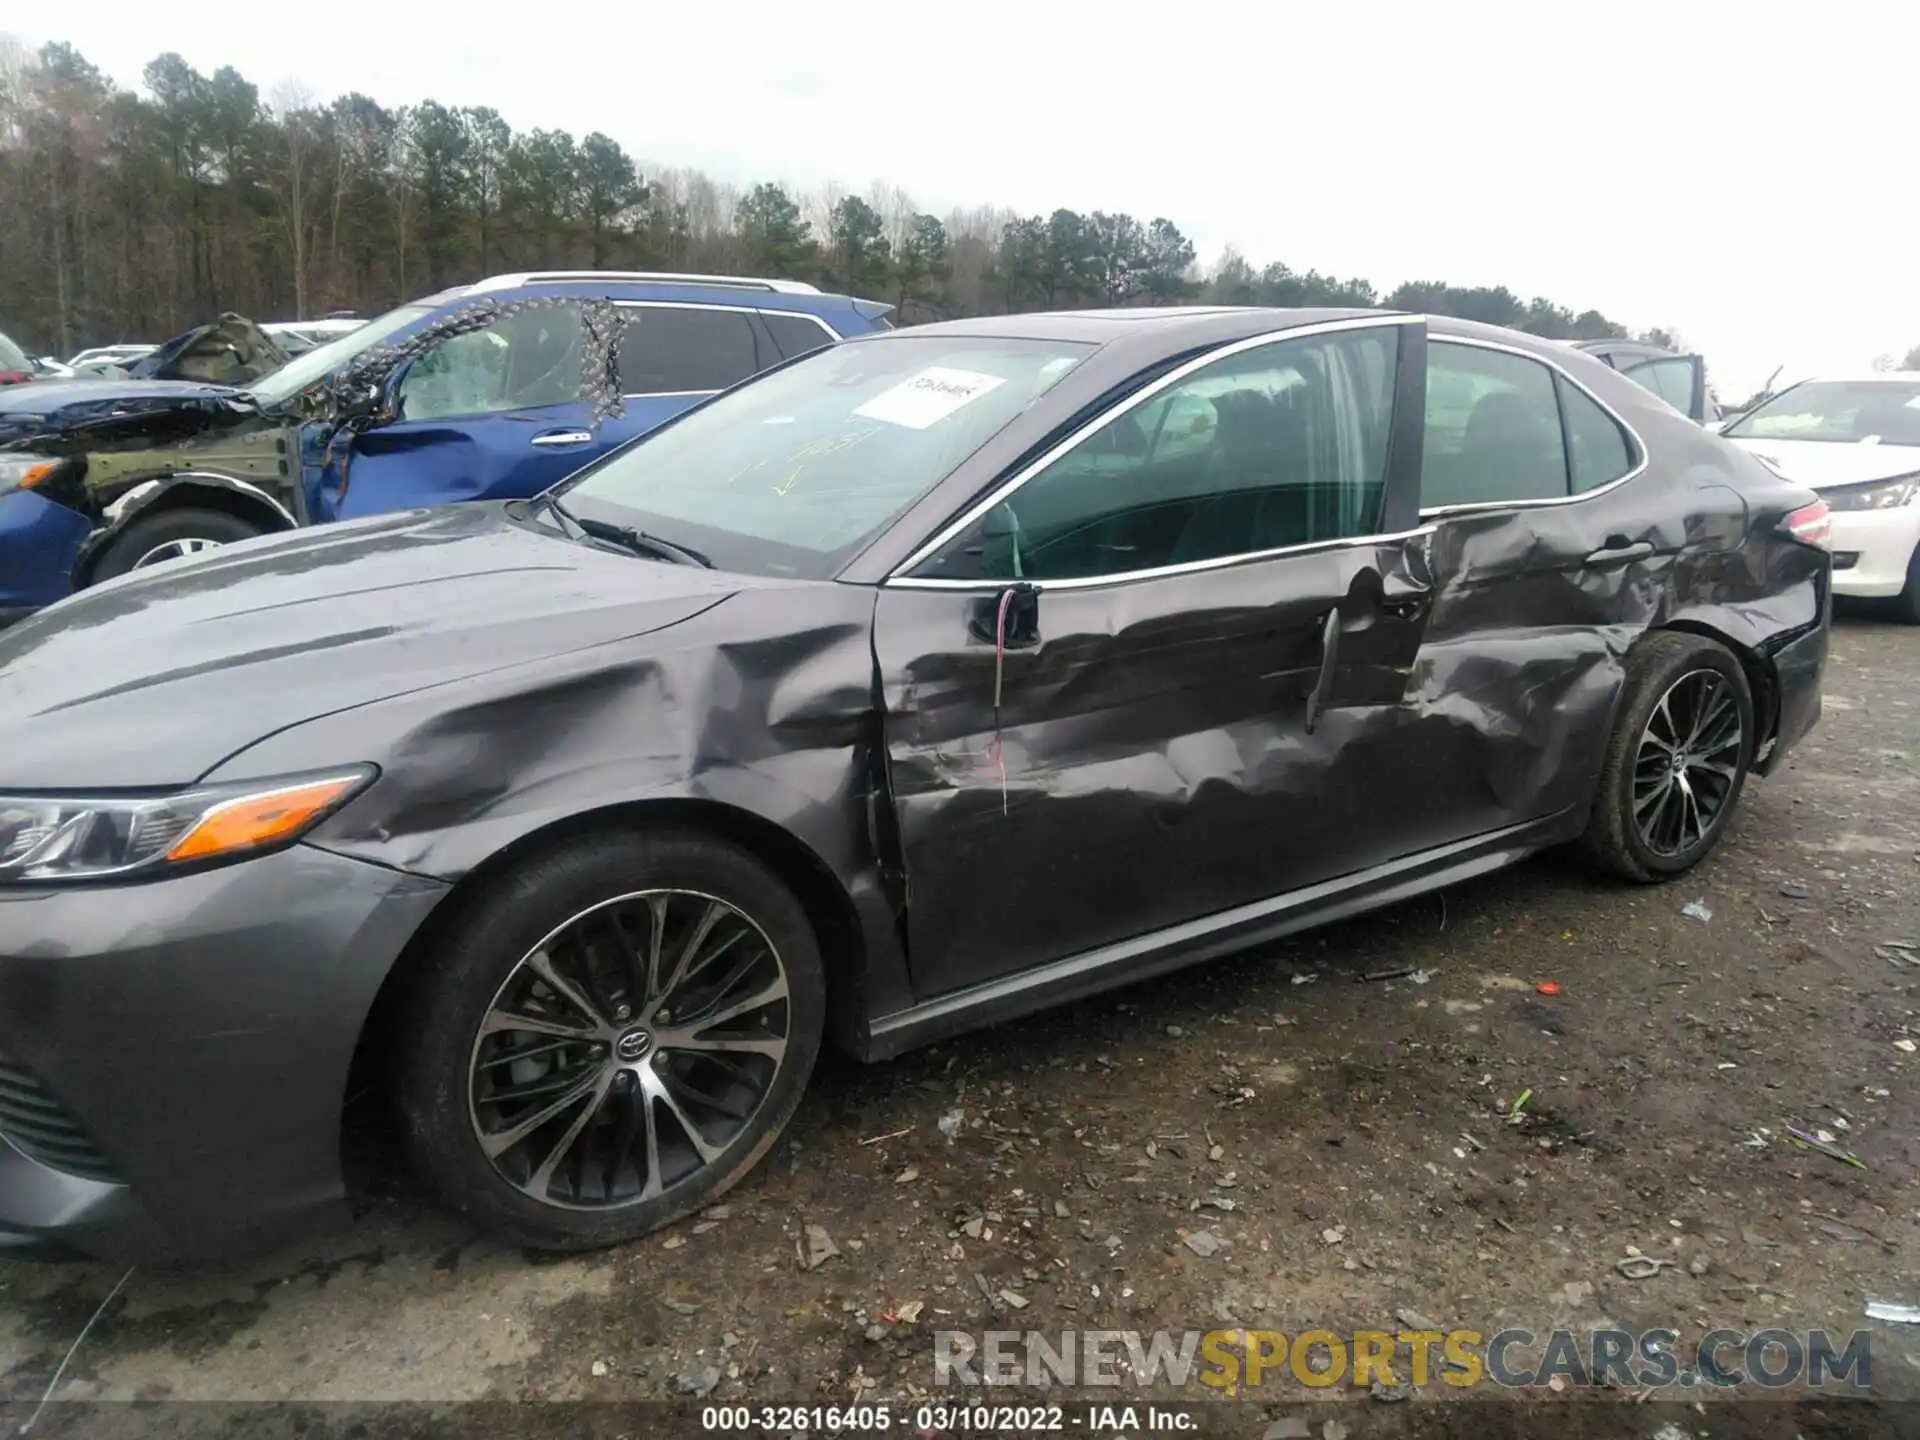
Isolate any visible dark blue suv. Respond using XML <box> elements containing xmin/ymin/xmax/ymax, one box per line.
<box><xmin>0</xmin><ymin>272</ymin><xmax>891</xmax><ymax>624</ymax></box>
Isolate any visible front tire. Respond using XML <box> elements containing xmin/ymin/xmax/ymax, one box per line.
<box><xmin>1583</xmin><ymin>632</ymin><xmax>1755</xmax><ymax>882</ymax></box>
<box><xmin>396</xmin><ymin>829</ymin><xmax>826</xmax><ymax>1251</ymax></box>
<box><xmin>90</xmin><ymin>506</ymin><xmax>264</xmax><ymax>583</ymax></box>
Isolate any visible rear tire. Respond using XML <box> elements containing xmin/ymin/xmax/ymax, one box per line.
<box><xmin>1583</xmin><ymin>632</ymin><xmax>1755</xmax><ymax>882</ymax></box>
<box><xmin>89</xmin><ymin>506</ymin><xmax>264</xmax><ymax>583</ymax></box>
<box><xmin>396</xmin><ymin>829</ymin><xmax>826</xmax><ymax>1252</ymax></box>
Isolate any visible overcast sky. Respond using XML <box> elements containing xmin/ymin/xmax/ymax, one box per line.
<box><xmin>16</xmin><ymin>2</ymin><xmax>1915</xmax><ymax>399</ymax></box>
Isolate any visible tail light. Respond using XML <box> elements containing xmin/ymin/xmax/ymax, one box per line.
<box><xmin>1781</xmin><ymin>499</ymin><xmax>1831</xmax><ymax>549</ymax></box>
<box><xmin>0</xmin><ymin>369</ymin><xmax>32</xmax><ymax>387</ymax></box>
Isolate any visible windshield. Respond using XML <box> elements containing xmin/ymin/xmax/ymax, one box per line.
<box><xmin>561</xmin><ymin>334</ymin><xmax>1094</xmax><ymax>579</ymax></box>
<box><xmin>1723</xmin><ymin>379</ymin><xmax>1920</xmax><ymax>446</ymax></box>
<box><xmin>246</xmin><ymin>301</ymin><xmax>440</xmax><ymax>405</ymax></box>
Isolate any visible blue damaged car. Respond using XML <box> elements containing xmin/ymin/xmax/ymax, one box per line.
<box><xmin>0</xmin><ymin>272</ymin><xmax>890</xmax><ymax>625</ymax></box>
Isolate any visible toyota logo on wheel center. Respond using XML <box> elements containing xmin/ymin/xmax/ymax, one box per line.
<box><xmin>614</xmin><ymin>1028</ymin><xmax>653</xmax><ymax>1062</ymax></box>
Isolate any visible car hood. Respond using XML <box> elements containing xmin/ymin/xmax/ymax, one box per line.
<box><xmin>125</xmin><ymin>314</ymin><xmax>292</xmax><ymax>386</ymax></box>
<box><xmin>1725</xmin><ymin>436</ymin><xmax>1920</xmax><ymax>488</ymax></box>
<box><xmin>0</xmin><ymin>504</ymin><xmax>742</xmax><ymax>788</ymax></box>
<box><xmin>0</xmin><ymin>379</ymin><xmax>254</xmax><ymax>449</ymax></box>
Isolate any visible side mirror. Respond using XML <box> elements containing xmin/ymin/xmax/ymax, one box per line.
<box><xmin>373</xmin><ymin>364</ymin><xmax>408</xmax><ymax>425</ymax></box>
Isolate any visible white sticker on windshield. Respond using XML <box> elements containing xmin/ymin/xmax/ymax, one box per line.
<box><xmin>854</xmin><ymin>367</ymin><xmax>1006</xmax><ymax>430</ymax></box>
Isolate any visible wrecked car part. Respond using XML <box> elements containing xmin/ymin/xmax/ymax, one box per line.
<box><xmin>126</xmin><ymin>313</ymin><xmax>292</xmax><ymax>386</ymax></box>
<box><xmin>314</xmin><ymin>295</ymin><xmax>629</xmax><ymax>503</ymax></box>
<box><xmin>0</xmin><ymin>308</ymin><xmax>1829</xmax><ymax>1261</ymax></box>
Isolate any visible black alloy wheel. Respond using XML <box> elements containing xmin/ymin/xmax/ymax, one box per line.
<box><xmin>397</xmin><ymin>830</ymin><xmax>825</xmax><ymax>1250</ymax></box>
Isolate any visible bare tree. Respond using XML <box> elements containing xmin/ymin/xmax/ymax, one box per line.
<box><xmin>268</xmin><ymin>82</ymin><xmax>316</xmax><ymax>319</ymax></box>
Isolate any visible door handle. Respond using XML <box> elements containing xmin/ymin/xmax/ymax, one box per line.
<box><xmin>531</xmin><ymin>430</ymin><xmax>595</xmax><ymax>447</ymax></box>
<box><xmin>1378</xmin><ymin>569</ymin><xmax>1432</xmax><ymax>620</ymax></box>
<box><xmin>1585</xmin><ymin>538</ymin><xmax>1655</xmax><ymax>565</ymax></box>
<box><xmin>1304</xmin><ymin>607</ymin><xmax>1341</xmax><ymax>736</ymax></box>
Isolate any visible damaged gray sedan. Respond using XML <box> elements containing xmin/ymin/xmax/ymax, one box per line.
<box><xmin>0</xmin><ymin>306</ymin><xmax>1830</xmax><ymax>1262</ymax></box>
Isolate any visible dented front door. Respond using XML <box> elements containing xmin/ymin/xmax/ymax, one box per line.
<box><xmin>873</xmin><ymin>539</ymin><xmax>1435</xmax><ymax>1001</ymax></box>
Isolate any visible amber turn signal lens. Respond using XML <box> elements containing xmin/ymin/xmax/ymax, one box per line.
<box><xmin>14</xmin><ymin>462</ymin><xmax>56</xmax><ymax>490</ymax></box>
<box><xmin>165</xmin><ymin>775</ymin><xmax>364</xmax><ymax>862</ymax></box>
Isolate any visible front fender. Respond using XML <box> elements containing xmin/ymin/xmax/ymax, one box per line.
<box><xmin>74</xmin><ymin>471</ymin><xmax>300</xmax><ymax>580</ymax></box>
<box><xmin>198</xmin><ymin>580</ymin><xmax>917</xmax><ymax>1037</ymax></box>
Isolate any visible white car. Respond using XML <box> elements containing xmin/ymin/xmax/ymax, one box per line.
<box><xmin>261</xmin><ymin>319</ymin><xmax>367</xmax><ymax>355</ymax></box>
<box><xmin>1718</xmin><ymin>373</ymin><xmax>1920</xmax><ymax>621</ymax></box>
<box><xmin>66</xmin><ymin>343</ymin><xmax>156</xmax><ymax>370</ymax></box>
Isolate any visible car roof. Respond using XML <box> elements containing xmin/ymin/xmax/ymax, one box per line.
<box><xmin>895</xmin><ymin>306</ymin><xmax>1385</xmax><ymax>346</ymax></box>
<box><xmin>443</xmin><ymin>271</ymin><xmax>871</xmax><ymax>314</ymax></box>
<box><xmin>874</xmin><ymin>307</ymin><xmax>1607</xmax><ymax>372</ymax></box>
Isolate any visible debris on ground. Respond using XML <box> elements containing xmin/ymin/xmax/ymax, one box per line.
<box><xmin>1785</xmin><ymin>1125</ymin><xmax>1868</xmax><ymax>1169</ymax></box>
<box><xmin>1506</xmin><ymin>1089</ymin><xmax>1532</xmax><ymax>1125</ymax></box>
<box><xmin>798</xmin><ymin>1225</ymin><xmax>840</xmax><ymax>1271</ymax></box>
<box><xmin>1396</xmin><ymin>1307</ymin><xmax>1440</xmax><ymax>1331</ymax></box>
<box><xmin>1895</xmin><ymin>1039</ymin><xmax>1917</xmax><ymax>1054</ymax></box>
<box><xmin>1864</xmin><ymin>1301</ymin><xmax>1920</xmax><ymax>1324</ymax></box>
<box><xmin>1616</xmin><ymin>1255</ymin><xmax>1677</xmax><ymax>1279</ymax></box>
<box><xmin>1183</xmin><ymin>1231</ymin><xmax>1223</xmax><ymax>1258</ymax></box>
<box><xmin>1534</xmin><ymin>980</ymin><xmax>1561</xmax><ymax>996</ymax></box>
<box><xmin>894</xmin><ymin>1167</ymin><xmax>919</xmax><ymax>1185</ymax></box>
<box><xmin>590</xmin><ymin>1360</ymin><xmax>608</xmax><ymax>1377</ymax></box>
<box><xmin>673</xmin><ymin>1365</ymin><xmax>722</xmax><ymax>1397</ymax></box>
<box><xmin>938</xmin><ymin>1108</ymin><xmax>965</xmax><ymax>1141</ymax></box>
<box><xmin>1779</xmin><ymin>883</ymin><xmax>1813</xmax><ymax>899</ymax></box>
<box><xmin>1682</xmin><ymin>899</ymin><xmax>1713</xmax><ymax>923</ymax></box>
<box><xmin>1362</xmin><ymin>967</ymin><xmax>1413</xmax><ymax>983</ymax></box>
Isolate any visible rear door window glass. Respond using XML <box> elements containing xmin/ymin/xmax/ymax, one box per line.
<box><xmin>1421</xmin><ymin>343</ymin><xmax>1568</xmax><ymax>507</ymax></box>
<box><xmin>761</xmin><ymin>313</ymin><xmax>836</xmax><ymax>362</ymax></box>
<box><xmin>1558</xmin><ymin>376</ymin><xmax>1636</xmax><ymax>492</ymax></box>
<box><xmin>618</xmin><ymin>307</ymin><xmax>761</xmax><ymax>394</ymax></box>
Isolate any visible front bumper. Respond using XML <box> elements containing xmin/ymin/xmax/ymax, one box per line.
<box><xmin>0</xmin><ymin>487</ymin><xmax>92</xmax><ymax>614</ymax></box>
<box><xmin>1827</xmin><ymin>505</ymin><xmax>1920</xmax><ymax>598</ymax></box>
<box><xmin>0</xmin><ymin>844</ymin><xmax>446</xmax><ymax>1263</ymax></box>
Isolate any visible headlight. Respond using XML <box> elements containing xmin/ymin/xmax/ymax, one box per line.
<box><xmin>1824</xmin><ymin>473</ymin><xmax>1920</xmax><ymax>512</ymax></box>
<box><xmin>0</xmin><ymin>767</ymin><xmax>373</xmax><ymax>884</ymax></box>
<box><xmin>0</xmin><ymin>455</ymin><xmax>59</xmax><ymax>496</ymax></box>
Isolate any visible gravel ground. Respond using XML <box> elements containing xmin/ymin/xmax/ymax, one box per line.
<box><xmin>0</xmin><ymin>613</ymin><xmax>1914</xmax><ymax>1437</ymax></box>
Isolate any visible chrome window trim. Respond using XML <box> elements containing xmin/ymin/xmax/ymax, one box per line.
<box><xmin>752</xmin><ymin>309</ymin><xmax>843</xmax><ymax>343</ymax></box>
<box><xmin>1415</xmin><ymin>334</ymin><xmax>1648</xmax><ymax>519</ymax></box>
<box><xmin>612</xmin><ymin>298</ymin><xmax>840</xmax><ymax>340</ymax></box>
<box><xmin>611</xmin><ymin>300</ymin><xmax>840</xmax><ymax>398</ymax></box>
<box><xmin>885</xmin><ymin>314</ymin><xmax>1423</xmax><ymax>582</ymax></box>
<box><xmin>885</xmin><ymin>524</ymin><xmax>1438</xmax><ymax>592</ymax></box>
